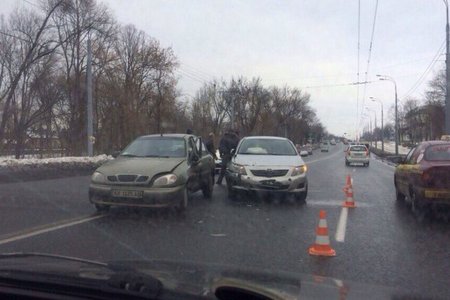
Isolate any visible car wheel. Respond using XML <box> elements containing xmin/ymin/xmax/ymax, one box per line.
<box><xmin>395</xmin><ymin>186</ymin><xmax>405</xmax><ymax>202</ymax></box>
<box><xmin>202</xmin><ymin>173</ymin><xmax>214</xmax><ymax>199</ymax></box>
<box><xmin>296</xmin><ymin>185</ymin><xmax>308</xmax><ymax>203</ymax></box>
<box><xmin>95</xmin><ymin>203</ymin><xmax>110</xmax><ymax>213</ymax></box>
<box><xmin>176</xmin><ymin>187</ymin><xmax>188</xmax><ymax>213</ymax></box>
<box><xmin>410</xmin><ymin>189</ymin><xmax>427</xmax><ymax>221</ymax></box>
<box><xmin>226</xmin><ymin>177</ymin><xmax>236</xmax><ymax>200</ymax></box>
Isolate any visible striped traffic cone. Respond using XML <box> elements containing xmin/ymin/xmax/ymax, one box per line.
<box><xmin>342</xmin><ymin>175</ymin><xmax>356</xmax><ymax>208</ymax></box>
<box><xmin>309</xmin><ymin>210</ymin><xmax>336</xmax><ymax>256</ymax></box>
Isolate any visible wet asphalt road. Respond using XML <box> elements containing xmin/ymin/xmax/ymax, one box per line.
<box><xmin>0</xmin><ymin>143</ymin><xmax>449</xmax><ymax>299</ymax></box>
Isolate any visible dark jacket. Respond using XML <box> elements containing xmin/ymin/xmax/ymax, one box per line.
<box><xmin>219</xmin><ymin>132</ymin><xmax>239</xmax><ymax>157</ymax></box>
<box><xmin>205</xmin><ymin>138</ymin><xmax>217</xmax><ymax>159</ymax></box>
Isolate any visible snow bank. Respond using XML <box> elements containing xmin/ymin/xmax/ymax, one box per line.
<box><xmin>0</xmin><ymin>154</ymin><xmax>110</xmax><ymax>166</ymax></box>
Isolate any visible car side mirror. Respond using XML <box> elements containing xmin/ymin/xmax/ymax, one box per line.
<box><xmin>389</xmin><ymin>155</ymin><xmax>405</xmax><ymax>165</ymax></box>
<box><xmin>112</xmin><ymin>151</ymin><xmax>121</xmax><ymax>158</ymax></box>
<box><xmin>231</xmin><ymin>149</ymin><xmax>236</xmax><ymax>155</ymax></box>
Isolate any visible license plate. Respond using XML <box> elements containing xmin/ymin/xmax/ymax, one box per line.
<box><xmin>112</xmin><ymin>190</ymin><xmax>143</xmax><ymax>198</ymax></box>
<box><xmin>424</xmin><ymin>190</ymin><xmax>450</xmax><ymax>199</ymax></box>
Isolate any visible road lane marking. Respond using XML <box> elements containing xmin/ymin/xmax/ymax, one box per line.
<box><xmin>307</xmin><ymin>200</ymin><xmax>370</xmax><ymax>207</ymax></box>
<box><xmin>0</xmin><ymin>214</ymin><xmax>105</xmax><ymax>246</ymax></box>
<box><xmin>335</xmin><ymin>207</ymin><xmax>348</xmax><ymax>242</ymax></box>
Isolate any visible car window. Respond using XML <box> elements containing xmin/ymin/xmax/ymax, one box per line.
<box><xmin>238</xmin><ymin>138</ymin><xmax>297</xmax><ymax>155</ymax></box>
<box><xmin>121</xmin><ymin>137</ymin><xmax>186</xmax><ymax>158</ymax></box>
<box><xmin>350</xmin><ymin>145</ymin><xmax>366</xmax><ymax>152</ymax></box>
<box><xmin>425</xmin><ymin>144</ymin><xmax>450</xmax><ymax>161</ymax></box>
<box><xmin>405</xmin><ymin>147</ymin><xmax>418</xmax><ymax>164</ymax></box>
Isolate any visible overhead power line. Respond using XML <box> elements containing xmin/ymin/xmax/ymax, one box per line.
<box><xmin>400</xmin><ymin>40</ymin><xmax>446</xmax><ymax>100</ymax></box>
<box><xmin>358</xmin><ymin>0</ymin><xmax>379</xmax><ymax>130</ymax></box>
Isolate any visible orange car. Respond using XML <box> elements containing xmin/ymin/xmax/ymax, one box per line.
<box><xmin>394</xmin><ymin>140</ymin><xmax>450</xmax><ymax>216</ymax></box>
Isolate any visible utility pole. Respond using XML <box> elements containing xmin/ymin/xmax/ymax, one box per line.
<box><xmin>445</xmin><ymin>0</ymin><xmax>450</xmax><ymax>134</ymax></box>
<box><xmin>86</xmin><ymin>37</ymin><xmax>93</xmax><ymax>156</ymax></box>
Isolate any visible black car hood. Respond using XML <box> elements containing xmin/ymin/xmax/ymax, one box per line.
<box><xmin>0</xmin><ymin>256</ymin><xmax>433</xmax><ymax>299</ymax></box>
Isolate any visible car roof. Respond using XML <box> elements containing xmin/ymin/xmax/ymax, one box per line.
<box><xmin>138</xmin><ymin>133</ymin><xmax>191</xmax><ymax>139</ymax></box>
<box><xmin>420</xmin><ymin>140</ymin><xmax>450</xmax><ymax>147</ymax></box>
<box><xmin>242</xmin><ymin>136</ymin><xmax>289</xmax><ymax>140</ymax></box>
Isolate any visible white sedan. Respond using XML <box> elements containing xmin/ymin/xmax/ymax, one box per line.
<box><xmin>225</xmin><ymin>136</ymin><xmax>308</xmax><ymax>202</ymax></box>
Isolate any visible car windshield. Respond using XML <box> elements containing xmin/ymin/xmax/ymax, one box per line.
<box><xmin>350</xmin><ymin>146</ymin><xmax>367</xmax><ymax>152</ymax></box>
<box><xmin>0</xmin><ymin>1</ymin><xmax>449</xmax><ymax>299</ymax></box>
<box><xmin>425</xmin><ymin>144</ymin><xmax>450</xmax><ymax>161</ymax></box>
<box><xmin>121</xmin><ymin>137</ymin><xmax>186</xmax><ymax>158</ymax></box>
<box><xmin>237</xmin><ymin>139</ymin><xmax>297</xmax><ymax>155</ymax></box>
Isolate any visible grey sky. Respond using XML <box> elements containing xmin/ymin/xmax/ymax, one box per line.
<box><xmin>1</xmin><ymin>1</ymin><xmax>446</xmax><ymax>138</ymax></box>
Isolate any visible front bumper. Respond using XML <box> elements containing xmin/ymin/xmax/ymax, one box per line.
<box><xmin>89</xmin><ymin>183</ymin><xmax>184</xmax><ymax>208</ymax></box>
<box><xmin>225</xmin><ymin>171</ymin><xmax>307</xmax><ymax>196</ymax></box>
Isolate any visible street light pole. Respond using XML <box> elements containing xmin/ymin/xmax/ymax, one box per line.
<box><xmin>377</xmin><ymin>75</ymin><xmax>399</xmax><ymax>155</ymax></box>
<box><xmin>371</xmin><ymin>97</ymin><xmax>384</xmax><ymax>153</ymax></box>
<box><xmin>444</xmin><ymin>0</ymin><xmax>450</xmax><ymax>134</ymax></box>
<box><xmin>365</xmin><ymin>107</ymin><xmax>377</xmax><ymax>148</ymax></box>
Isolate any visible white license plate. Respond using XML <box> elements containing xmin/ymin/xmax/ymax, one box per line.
<box><xmin>112</xmin><ymin>190</ymin><xmax>143</xmax><ymax>198</ymax></box>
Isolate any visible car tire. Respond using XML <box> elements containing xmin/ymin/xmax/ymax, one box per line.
<box><xmin>410</xmin><ymin>189</ymin><xmax>427</xmax><ymax>221</ymax></box>
<box><xmin>226</xmin><ymin>178</ymin><xmax>236</xmax><ymax>200</ymax></box>
<box><xmin>296</xmin><ymin>185</ymin><xmax>308</xmax><ymax>203</ymax></box>
<box><xmin>202</xmin><ymin>173</ymin><xmax>214</xmax><ymax>199</ymax></box>
<box><xmin>395</xmin><ymin>186</ymin><xmax>405</xmax><ymax>202</ymax></box>
<box><xmin>176</xmin><ymin>187</ymin><xmax>188</xmax><ymax>213</ymax></box>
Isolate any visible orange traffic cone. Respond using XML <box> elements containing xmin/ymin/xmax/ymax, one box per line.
<box><xmin>309</xmin><ymin>210</ymin><xmax>336</xmax><ymax>256</ymax></box>
<box><xmin>345</xmin><ymin>174</ymin><xmax>352</xmax><ymax>187</ymax></box>
<box><xmin>342</xmin><ymin>175</ymin><xmax>356</xmax><ymax>208</ymax></box>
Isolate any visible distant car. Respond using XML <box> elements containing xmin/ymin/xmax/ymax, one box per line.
<box><xmin>299</xmin><ymin>150</ymin><xmax>309</xmax><ymax>157</ymax></box>
<box><xmin>345</xmin><ymin>144</ymin><xmax>369</xmax><ymax>167</ymax></box>
<box><xmin>320</xmin><ymin>142</ymin><xmax>329</xmax><ymax>152</ymax></box>
<box><xmin>394</xmin><ymin>140</ymin><xmax>450</xmax><ymax>217</ymax></box>
<box><xmin>330</xmin><ymin>139</ymin><xmax>336</xmax><ymax>145</ymax></box>
<box><xmin>306</xmin><ymin>144</ymin><xmax>313</xmax><ymax>155</ymax></box>
<box><xmin>89</xmin><ymin>134</ymin><xmax>215</xmax><ymax>212</ymax></box>
<box><xmin>225</xmin><ymin>136</ymin><xmax>308</xmax><ymax>202</ymax></box>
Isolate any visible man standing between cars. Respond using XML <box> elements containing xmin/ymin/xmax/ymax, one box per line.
<box><xmin>216</xmin><ymin>128</ymin><xmax>240</xmax><ymax>185</ymax></box>
<box><xmin>205</xmin><ymin>132</ymin><xmax>218</xmax><ymax>160</ymax></box>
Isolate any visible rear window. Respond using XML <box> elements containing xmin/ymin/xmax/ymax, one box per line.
<box><xmin>350</xmin><ymin>146</ymin><xmax>367</xmax><ymax>152</ymax></box>
<box><xmin>425</xmin><ymin>144</ymin><xmax>450</xmax><ymax>161</ymax></box>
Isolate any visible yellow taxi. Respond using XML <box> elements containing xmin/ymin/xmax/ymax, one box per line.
<box><xmin>394</xmin><ymin>140</ymin><xmax>450</xmax><ymax>217</ymax></box>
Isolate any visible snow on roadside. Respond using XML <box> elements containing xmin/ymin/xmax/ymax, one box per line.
<box><xmin>0</xmin><ymin>155</ymin><xmax>112</xmax><ymax>169</ymax></box>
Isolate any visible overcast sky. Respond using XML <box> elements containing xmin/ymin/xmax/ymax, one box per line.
<box><xmin>1</xmin><ymin>1</ymin><xmax>446</xmax><ymax>138</ymax></box>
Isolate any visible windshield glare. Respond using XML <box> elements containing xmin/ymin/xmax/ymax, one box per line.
<box><xmin>238</xmin><ymin>139</ymin><xmax>297</xmax><ymax>156</ymax></box>
<box><xmin>121</xmin><ymin>138</ymin><xmax>186</xmax><ymax>158</ymax></box>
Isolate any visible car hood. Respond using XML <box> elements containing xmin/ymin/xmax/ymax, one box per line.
<box><xmin>233</xmin><ymin>154</ymin><xmax>304</xmax><ymax>167</ymax></box>
<box><xmin>96</xmin><ymin>157</ymin><xmax>185</xmax><ymax>177</ymax></box>
<box><xmin>0</xmin><ymin>256</ymin><xmax>428</xmax><ymax>299</ymax></box>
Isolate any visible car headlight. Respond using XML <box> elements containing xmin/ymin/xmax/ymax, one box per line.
<box><xmin>291</xmin><ymin>165</ymin><xmax>307</xmax><ymax>176</ymax></box>
<box><xmin>91</xmin><ymin>171</ymin><xmax>106</xmax><ymax>183</ymax></box>
<box><xmin>153</xmin><ymin>174</ymin><xmax>178</xmax><ymax>187</ymax></box>
<box><xmin>230</xmin><ymin>163</ymin><xmax>247</xmax><ymax>175</ymax></box>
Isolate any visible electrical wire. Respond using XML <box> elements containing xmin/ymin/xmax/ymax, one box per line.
<box><xmin>358</xmin><ymin>0</ymin><xmax>379</xmax><ymax>132</ymax></box>
<box><xmin>400</xmin><ymin>40</ymin><xmax>445</xmax><ymax>100</ymax></box>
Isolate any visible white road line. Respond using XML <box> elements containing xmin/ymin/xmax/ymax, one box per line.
<box><xmin>307</xmin><ymin>200</ymin><xmax>370</xmax><ymax>207</ymax></box>
<box><xmin>0</xmin><ymin>215</ymin><xmax>104</xmax><ymax>246</ymax></box>
<box><xmin>335</xmin><ymin>207</ymin><xmax>348</xmax><ymax>242</ymax></box>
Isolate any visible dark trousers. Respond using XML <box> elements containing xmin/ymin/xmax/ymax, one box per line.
<box><xmin>217</xmin><ymin>154</ymin><xmax>230</xmax><ymax>184</ymax></box>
